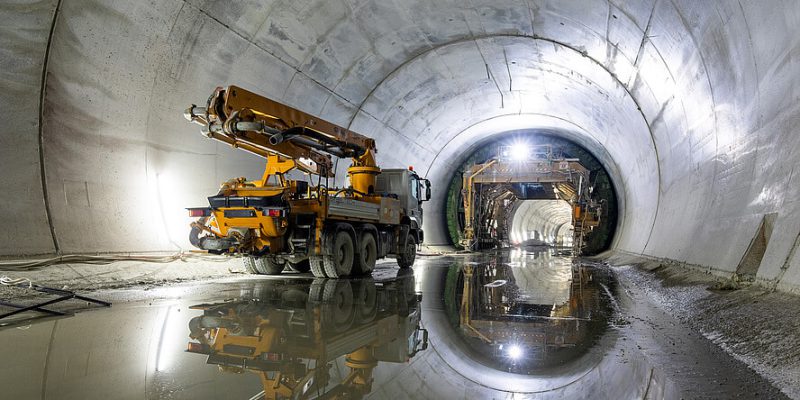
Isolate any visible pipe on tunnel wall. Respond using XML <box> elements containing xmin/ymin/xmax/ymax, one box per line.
<box><xmin>0</xmin><ymin>0</ymin><xmax>60</xmax><ymax>254</ymax></box>
<box><xmin>2</xmin><ymin>1</ymin><xmax>800</xmax><ymax>290</ymax></box>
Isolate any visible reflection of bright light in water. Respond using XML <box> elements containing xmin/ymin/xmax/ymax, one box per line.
<box><xmin>507</xmin><ymin>344</ymin><xmax>524</xmax><ymax>360</ymax></box>
<box><xmin>414</xmin><ymin>268</ymin><xmax>423</xmax><ymax>293</ymax></box>
<box><xmin>150</xmin><ymin>304</ymin><xmax>187</xmax><ymax>372</ymax></box>
<box><xmin>155</xmin><ymin>306</ymin><xmax>173</xmax><ymax>371</ymax></box>
<box><xmin>509</xmin><ymin>248</ymin><xmax>530</xmax><ymax>268</ymax></box>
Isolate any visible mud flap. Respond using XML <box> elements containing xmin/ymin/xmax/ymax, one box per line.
<box><xmin>396</xmin><ymin>224</ymin><xmax>410</xmax><ymax>255</ymax></box>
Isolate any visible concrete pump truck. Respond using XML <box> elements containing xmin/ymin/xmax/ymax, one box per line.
<box><xmin>184</xmin><ymin>86</ymin><xmax>431</xmax><ymax>278</ymax></box>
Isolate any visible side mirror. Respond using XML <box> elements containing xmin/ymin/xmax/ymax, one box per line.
<box><xmin>424</xmin><ymin>179</ymin><xmax>432</xmax><ymax>201</ymax></box>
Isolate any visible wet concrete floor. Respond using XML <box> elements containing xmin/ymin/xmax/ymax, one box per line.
<box><xmin>0</xmin><ymin>249</ymin><xmax>788</xmax><ymax>399</ymax></box>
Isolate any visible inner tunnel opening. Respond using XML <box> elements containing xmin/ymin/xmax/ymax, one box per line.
<box><xmin>444</xmin><ymin>131</ymin><xmax>618</xmax><ymax>256</ymax></box>
<box><xmin>509</xmin><ymin>199</ymin><xmax>574</xmax><ymax>247</ymax></box>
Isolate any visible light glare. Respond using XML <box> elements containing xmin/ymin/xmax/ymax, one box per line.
<box><xmin>510</xmin><ymin>144</ymin><xmax>530</xmax><ymax>161</ymax></box>
<box><xmin>507</xmin><ymin>344</ymin><xmax>523</xmax><ymax>359</ymax></box>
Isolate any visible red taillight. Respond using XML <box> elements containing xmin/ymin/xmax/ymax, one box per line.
<box><xmin>265</xmin><ymin>352</ymin><xmax>282</xmax><ymax>361</ymax></box>
<box><xmin>267</xmin><ymin>209</ymin><xmax>282</xmax><ymax>217</ymax></box>
<box><xmin>188</xmin><ymin>209</ymin><xmax>205</xmax><ymax>217</ymax></box>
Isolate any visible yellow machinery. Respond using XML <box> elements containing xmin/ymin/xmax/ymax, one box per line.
<box><xmin>186</xmin><ymin>273</ymin><xmax>427</xmax><ymax>400</ymax></box>
<box><xmin>185</xmin><ymin>86</ymin><xmax>431</xmax><ymax>277</ymax></box>
<box><xmin>571</xmin><ymin>202</ymin><xmax>602</xmax><ymax>254</ymax></box>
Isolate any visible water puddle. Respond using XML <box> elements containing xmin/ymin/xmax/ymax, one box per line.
<box><xmin>0</xmin><ymin>249</ymin><xmax>679</xmax><ymax>399</ymax></box>
<box><xmin>444</xmin><ymin>248</ymin><xmax>614</xmax><ymax>375</ymax></box>
<box><xmin>185</xmin><ymin>273</ymin><xmax>425</xmax><ymax>399</ymax></box>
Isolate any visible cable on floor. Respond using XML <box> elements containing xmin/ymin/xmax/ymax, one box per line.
<box><xmin>0</xmin><ymin>251</ymin><xmax>229</xmax><ymax>271</ymax></box>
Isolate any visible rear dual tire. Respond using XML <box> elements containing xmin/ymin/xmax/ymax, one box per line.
<box><xmin>243</xmin><ymin>230</ymin><xmax>408</xmax><ymax>277</ymax></box>
<box><xmin>311</xmin><ymin>230</ymin><xmax>377</xmax><ymax>278</ymax></box>
<box><xmin>323</xmin><ymin>231</ymin><xmax>355</xmax><ymax>278</ymax></box>
<box><xmin>242</xmin><ymin>256</ymin><xmax>284</xmax><ymax>275</ymax></box>
<box><xmin>353</xmin><ymin>232</ymin><xmax>377</xmax><ymax>275</ymax></box>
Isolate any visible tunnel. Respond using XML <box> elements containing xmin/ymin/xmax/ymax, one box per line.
<box><xmin>1</xmin><ymin>1</ymin><xmax>800</xmax><ymax>399</ymax></box>
<box><xmin>509</xmin><ymin>200</ymin><xmax>574</xmax><ymax>246</ymax></box>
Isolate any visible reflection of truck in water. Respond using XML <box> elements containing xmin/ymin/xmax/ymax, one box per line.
<box><xmin>186</xmin><ymin>272</ymin><xmax>427</xmax><ymax>399</ymax></box>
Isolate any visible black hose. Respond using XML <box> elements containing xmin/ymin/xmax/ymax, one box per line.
<box><xmin>189</xmin><ymin>224</ymin><xmax>203</xmax><ymax>248</ymax></box>
<box><xmin>274</xmin><ymin>126</ymin><xmax>366</xmax><ymax>157</ymax></box>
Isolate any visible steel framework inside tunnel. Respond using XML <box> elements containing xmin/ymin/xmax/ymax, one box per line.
<box><xmin>2</xmin><ymin>0</ymin><xmax>800</xmax><ymax>292</ymax></box>
<box><xmin>446</xmin><ymin>134</ymin><xmax>615</xmax><ymax>254</ymax></box>
<box><xmin>459</xmin><ymin>144</ymin><xmax>596</xmax><ymax>252</ymax></box>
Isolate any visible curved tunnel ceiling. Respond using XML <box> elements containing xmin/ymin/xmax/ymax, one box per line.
<box><xmin>2</xmin><ymin>1</ymin><xmax>800</xmax><ymax>288</ymax></box>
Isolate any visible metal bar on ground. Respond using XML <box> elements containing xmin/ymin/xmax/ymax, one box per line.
<box><xmin>0</xmin><ymin>300</ymin><xmax>67</xmax><ymax>317</ymax></box>
<box><xmin>0</xmin><ymin>295</ymin><xmax>73</xmax><ymax>319</ymax></box>
<box><xmin>0</xmin><ymin>283</ymin><xmax>111</xmax><ymax>321</ymax></box>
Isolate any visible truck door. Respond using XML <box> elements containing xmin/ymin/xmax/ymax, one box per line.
<box><xmin>408</xmin><ymin>173</ymin><xmax>425</xmax><ymax>226</ymax></box>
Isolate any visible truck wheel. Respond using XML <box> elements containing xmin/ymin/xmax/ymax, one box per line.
<box><xmin>353</xmin><ymin>233</ymin><xmax>377</xmax><ymax>275</ymax></box>
<box><xmin>321</xmin><ymin>280</ymin><xmax>355</xmax><ymax>333</ymax></box>
<box><xmin>287</xmin><ymin>259</ymin><xmax>311</xmax><ymax>273</ymax></box>
<box><xmin>309</xmin><ymin>278</ymin><xmax>326</xmax><ymax>301</ymax></box>
<box><xmin>243</xmin><ymin>256</ymin><xmax>284</xmax><ymax>275</ymax></box>
<box><xmin>353</xmin><ymin>279</ymin><xmax>377</xmax><ymax>323</ymax></box>
<box><xmin>310</xmin><ymin>256</ymin><xmax>327</xmax><ymax>278</ymax></box>
<box><xmin>323</xmin><ymin>231</ymin><xmax>354</xmax><ymax>278</ymax></box>
<box><xmin>396</xmin><ymin>233</ymin><xmax>417</xmax><ymax>269</ymax></box>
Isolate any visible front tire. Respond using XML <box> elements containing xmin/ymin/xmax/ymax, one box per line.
<box><xmin>243</xmin><ymin>256</ymin><xmax>284</xmax><ymax>275</ymax></box>
<box><xmin>396</xmin><ymin>232</ymin><xmax>417</xmax><ymax>269</ymax></box>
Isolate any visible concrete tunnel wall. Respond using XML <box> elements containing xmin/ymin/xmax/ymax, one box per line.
<box><xmin>2</xmin><ymin>1</ymin><xmax>800</xmax><ymax>290</ymax></box>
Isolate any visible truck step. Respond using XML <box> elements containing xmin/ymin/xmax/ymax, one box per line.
<box><xmin>290</xmin><ymin>239</ymin><xmax>308</xmax><ymax>247</ymax></box>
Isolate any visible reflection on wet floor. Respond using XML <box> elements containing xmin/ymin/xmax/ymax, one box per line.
<box><xmin>450</xmin><ymin>249</ymin><xmax>612</xmax><ymax>374</ymax></box>
<box><xmin>0</xmin><ymin>249</ymin><xmax>692</xmax><ymax>399</ymax></box>
<box><xmin>186</xmin><ymin>273</ymin><xmax>427</xmax><ymax>399</ymax></box>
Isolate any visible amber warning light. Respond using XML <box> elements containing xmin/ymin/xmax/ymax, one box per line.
<box><xmin>186</xmin><ymin>342</ymin><xmax>210</xmax><ymax>354</ymax></box>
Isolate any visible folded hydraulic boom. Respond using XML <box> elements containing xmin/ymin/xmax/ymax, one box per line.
<box><xmin>184</xmin><ymin>86</ymin><xmax>430</xmax><ymax>278</ymax></box>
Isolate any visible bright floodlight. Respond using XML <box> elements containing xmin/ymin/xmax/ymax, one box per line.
<box><xmin>507</xmin><ymin>344</ymin><xmax>523</xmax><ymax>359</ymax></box>
<box><xmin>510</xmin><ymin>144</ymin><xmax>529</xmax><ymax>161</ymax></box>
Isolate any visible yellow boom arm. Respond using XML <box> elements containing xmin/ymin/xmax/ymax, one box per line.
<box><xmin>184</xmin><ymin>85</ymin><xmax>377</xmax><ymax>177</ymax></box>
